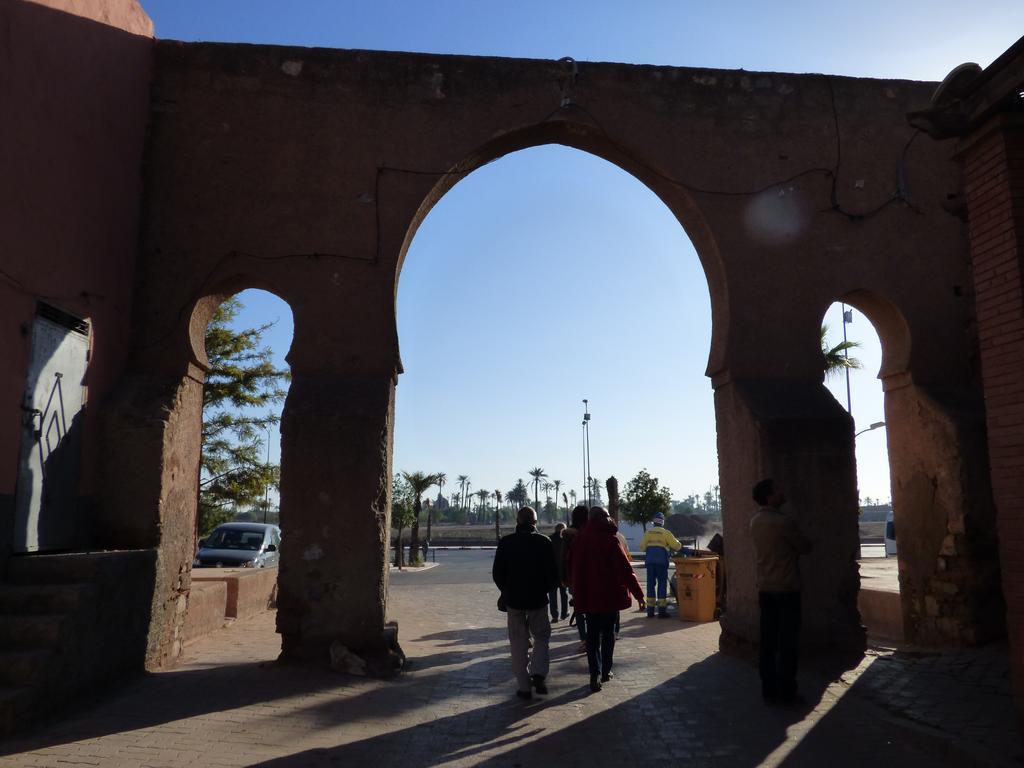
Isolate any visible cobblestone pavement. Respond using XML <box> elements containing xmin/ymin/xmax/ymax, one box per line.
<box><xmin>0</xmin><ymin>552</ymin><xmax>1018</xmax><ymax>767</ymax></box>
<box><xmin>837</xmin><ymin>643</ymin><xmax>1020</xmax><ymax>764</ymax></box>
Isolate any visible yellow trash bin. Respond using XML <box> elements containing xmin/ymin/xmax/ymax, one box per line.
<box><xmin>674</xmin><ymin>556</ymin><xmax>718</xmax><ymax>622</ymax></box>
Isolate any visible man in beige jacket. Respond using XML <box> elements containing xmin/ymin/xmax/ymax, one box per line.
<box><xmin>750</xmin><ymin>478</ymin><xmax>812</xmax><ymax>706</ymax></box>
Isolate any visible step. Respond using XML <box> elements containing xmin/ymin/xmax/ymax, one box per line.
<box><xmin>0</xmin><ymin>686</ymin><xmax>35</xmax><ymax>738</ymax></box>
<box><xmin>0</xmin><ymin>650</ymin><xmax>53</xmax><ymax>687</ymax></box>
<box><xmin>0</xmin><ymin>614</ymin><xmax>70</xmax><ymax>651</ymax></box>
<box><xmin>0</xmin><ymin>583</ymin><xmax>96</xmax><ymax>615</ymax></box>
<box><xmin>6</xmin><ymin>550</ymin><xmax>154</xmax><ymax>585</ymax></box>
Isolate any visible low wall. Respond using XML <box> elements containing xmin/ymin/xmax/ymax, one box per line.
<box><xmin>859</xmin><ymin>588</ymin><xmax>905</xmax><ymax>642</ymax></box>
<box><xmin>190</xmin><ymin>566</ymin><xmax>278</xmax><ymax>620</ymax></box>
<box><xmin>182</xmin><ymin>580</ymin><xmax>228</xmax><ymax>645</ymax></box>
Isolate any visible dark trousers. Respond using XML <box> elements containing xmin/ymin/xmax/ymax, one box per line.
<box><xmin>758</xmin><ymin>591</ymin><xmax>801</xmax><ymax>700</ymax></box>
<box><xmin>549</xmin><ymin>586</ymin><xmax>568</xmax><ymax>619</ymax></box>
<box><xmin>585</xmin><ymin>612</ymin><xmax>617</xmax><ymax>679</ymax></box>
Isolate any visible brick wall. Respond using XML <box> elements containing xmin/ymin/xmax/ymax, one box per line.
<box><xmin>962</xmin><ymin>114</ymin><xmax>1024</xmax><ymax>728</ymax></box>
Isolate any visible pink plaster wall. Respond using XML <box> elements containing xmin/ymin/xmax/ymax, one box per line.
<box><xmin>0</xmin><ymin>1</ymin><xmax>153</xmax><ymax>529</ymax></box>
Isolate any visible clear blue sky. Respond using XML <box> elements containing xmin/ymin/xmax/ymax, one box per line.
<box><xmin>149</xmin><ymin>1</ymin><xmax>1024</xmax><ymax>508</ymax></box>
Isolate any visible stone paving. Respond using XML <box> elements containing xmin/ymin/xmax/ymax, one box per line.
<box><xmin>0</xmin><ymin>552</ymin><xmax>1019</xmax><ymax>767</ymax></box>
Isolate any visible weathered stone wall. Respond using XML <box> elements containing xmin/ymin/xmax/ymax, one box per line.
<box><xmin>113</xmin><ymin>41</ymin><xmax>997</xmax><ymax>667</ymax></box>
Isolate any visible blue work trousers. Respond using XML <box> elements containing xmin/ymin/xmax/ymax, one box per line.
<box><xmin>646</xmin><ymin>562</ymin><xmax>669</xmax><ymax>607</ymax></box>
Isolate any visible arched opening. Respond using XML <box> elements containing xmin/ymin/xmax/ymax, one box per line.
<box><xmin>820</xmin><ymin>297</ymin><xmax>903</xmax><ymax>643</ymax></box>
<box><xmin>184</xmin><ymin>287</ymin><xmax>293</xmax><ymax>655</ymax></box>
<box><xmin>818</xmin><ymin>289</ymin><xmax>1002</xmax><ymax>647</ymax></box>
<box><xmin>391</xmin><ymin>140</ymin><xmax>720</xmax><ymax>639</ymax></box>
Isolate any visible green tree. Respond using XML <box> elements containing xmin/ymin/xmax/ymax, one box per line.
<box><xmin>552</xmin><ymin>479</ymin><xmax>562</xmax><ymax>522</ymax></box>
<box><xmin>391</xmin><ymin>475</ymin><xmax>416</xmax><ymax>569</ymax></box>
<box><xmin>401</xmin><ymin>471</ymin><xmax>440</xmax><ymax>563</ymax></box>
<box><xmin>199</xmin><ymin>297</ymin><xmax>289</xmax><ymax>535</ymax></box>
<box><xmin>529</xmin><ymin>467</ymin><xmax>547</xmax><ymax>513</ymax></box>
<box><xmin>821</xmin><ymin>324</ymin><xmax>862</xmax><ymax>376</ymax></box>
<box><xmin>622</xmin><ymin>468</ymin><xmax>673</xmax><ymax>530</ymax></box>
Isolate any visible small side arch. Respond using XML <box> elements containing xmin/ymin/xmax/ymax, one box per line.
<box><xmin>839</xmin><ymin>289</ymin><xmax>912</xmax><ymax>382</ymax></box>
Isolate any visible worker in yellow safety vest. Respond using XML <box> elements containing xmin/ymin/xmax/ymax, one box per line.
<box><xmin>639</xmin><ymin>512</ymin><xmax>682</xmax><ymax>617</ymax></box>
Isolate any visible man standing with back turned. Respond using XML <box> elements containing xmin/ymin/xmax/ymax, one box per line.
<box><xmin>749</xmin><ymin>478</ymin><xmax>812</xmax><ymax>706</ymax></box>
<box><xmin>493</xmin><ymin>506</ymin><xmax>559</xmax><ymax>700</ymax></box>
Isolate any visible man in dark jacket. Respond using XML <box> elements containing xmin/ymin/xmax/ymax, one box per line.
<box><xmin>570</xmin><ymin>506</ymin><xmax>646</xmax><ymax>692</ymax></box>
<box><xmin>750</xmin><ymin>478</ymin><xmax>812</xmax><ymax>705</ymax></box>
<box><xmin>492</xmin><ymin>506</ymin><xmax>559</xmax><ymax>700</ymax></box>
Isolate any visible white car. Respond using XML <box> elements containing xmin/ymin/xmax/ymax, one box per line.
<box><xmin>884</xmin><ymin>511</ymin><xmax>897</xmax><ymax>557</ymax></box>
<box><xmin>194</xmin><ymin>522</ymin><xmax>281</xmax><ymax>568</ymax></box>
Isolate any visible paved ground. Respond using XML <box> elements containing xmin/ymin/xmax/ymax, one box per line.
<box><xmin>0</xmin><ymin>551</ymin><xmax>1018</xmax><ymax>767</ymax></box>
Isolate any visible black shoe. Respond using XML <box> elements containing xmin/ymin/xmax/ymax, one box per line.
<box><xmin>600</xmin><ymin>672</ymin><xmax>614</xmax><ymax>683</ymax></box>
<box><xmin>657</xmin><ymin>611</ymin><xmax>669</xmax><ymax>619</ymax></box>
<box><xmin>532</xmin><ymin>675</ymin><xmax>548</xmax><ymax>695</ymax></box>
<box><xmin>551</xmin><ymin>615</ymin><xmax>559</xmax><ymax>623</ymax></box>
<box><xmin>560</xmin><ymin>613</ymin><xmax>569</xmax><ymax>620</ymax></box>
<box><xmin>515</xmin><ymin>689</ymin><xmax>532</xmax><ymax>700</ymax></box>
<box><xmin>589</xmin><ymin>676</ymin><xmax>602</xmax><ymax>693</ymax></box>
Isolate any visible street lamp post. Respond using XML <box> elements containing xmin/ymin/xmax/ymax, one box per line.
<box><xmin>264</xmin><ymin>424</ymin><xmax>272</xmax><ymax>524</ymax></box>
<box><xmin>842</xmin><ymin>304</ymin><xmax>853</xmax><ymax>414</ymax></box>
<box><xmin>582</xmin><ymin>399</ymin><xmax>592</xmax><ymax>507</ymax></box>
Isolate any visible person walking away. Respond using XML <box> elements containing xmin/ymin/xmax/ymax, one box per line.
<box><xmin>749</xmin><ymin>478</ymin><xmax>812</xmax><ymax>706</ymax></box>
<box><xmin>613</xmin><ymin>525</ymin><xmax>634</xmax><ymax>637</ymax></box>
<box><xmin>563</xmin><ymin>505</ymin><xmax>590</xmax><ymax>653</ymax></box>
<box><xmin>493</xmin><ymin>506</ymin><xmax>559</xmax><ymax>700</ymax></box>
<box><xmin>570</xmin><ymin>506</ymin><xmax>645</xmax><ymax>692</ymax></box>
<box><xmin>549</xmin><ymin>522</ymin><xmax>569</xmax><ymax>621</ymax></box>
<box><xmin>639</xmin><ymin>512</ymin><xmax>682</xmax><ymax>618</ymax></box>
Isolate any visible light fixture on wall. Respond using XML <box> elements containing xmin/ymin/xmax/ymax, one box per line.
<box><xmin>855</xmin><ymin>421</ymin><xmax>886</xmax><ymax>438</ymax></box>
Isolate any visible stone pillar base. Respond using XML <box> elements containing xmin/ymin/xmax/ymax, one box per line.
<box><xmin>281</xmin><ymin>620</ymin><xmax>405</xmax><ymax>678</ymax></box>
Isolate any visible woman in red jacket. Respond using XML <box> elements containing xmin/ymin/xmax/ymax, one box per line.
<box><xmin>570</xmin><ymin>506</ymin><xmax>646</xmax><ymax>692</ymax></box>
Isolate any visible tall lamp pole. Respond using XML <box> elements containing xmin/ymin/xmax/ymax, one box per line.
<box><xmin>264</xmin><ymin>424</ymin><xmax>272</xmax><ymax>524</ymax></box>
<box><xmin>582</xmin><ymin>399</ymin><xmax>592</xmax><ymax>507</ymax></box>
<box><xmin>842</xmin><ymin>304</ymin><xmax>853</xmax><ymax>414</ymax></box>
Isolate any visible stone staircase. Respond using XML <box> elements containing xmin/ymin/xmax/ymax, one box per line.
<box><xmin>0</xmin><ymin>551</ymin><xmax>155</xmax><ymax>736</ymax></box>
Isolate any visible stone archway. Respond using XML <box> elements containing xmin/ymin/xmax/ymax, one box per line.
<box><xmin>103</xmin><ymin>41</ymin><xmax>994</xmax><ymax>669</ymax></box>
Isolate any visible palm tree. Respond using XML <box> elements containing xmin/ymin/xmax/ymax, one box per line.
<box><xmin>429</xmin><ymin>472</ymin><xmax>447</xmax><ymax>542</ymax></box>
<box><xmin>508</xmin><ymin>479</ymin><xmax>529</xmax><ymax>511</ymax></box>
<box><xmin>552</xmin><ymin>479</ymin><xmax>562</xmax><ymax>522</ymax></box>
<box><xmin>528</xmin><ymin>467</ymin><xmax>547</xmax><ymax>514</ymax></box>
<box><xmin>456</xmin><ymin>474</ymin><xmax>469</xmax><ymax>522</ymax></box>
<box><xmin>476</xmin><ymin>489</ymin><xmax>489</xmax><ymax>526</ymax></box>
<box><xmin>569</xmin><ymin>489</ymin><xmax>577</xmax><ymax>510</ymax></box>
<box><xmin>562</xmin><ymin>492</ymin><xmax>569</xmax><ymax>523</ymax></box>
<box><xmin>401</xmin><ymin>471</ymin><xmax>440</xmax><ymax>563</ymax></box>
<box><xmin>821</xmin><ymin>324</ymin><xmax>862</xmax><ymax>376</ymax></box>
<box><xmin>465</xmin><ymin>480</ymin><xmax>473</xmax><ymax>522</ymax></box>
<box><xmin>494</xmin><ymin>489</ymin><xmax>503</xmax><ymax>543</ymax></box>
<box><xmin>542</xmin><ymin>481</ymin><xmax>554</xmax><ymax>522</ymax></box>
